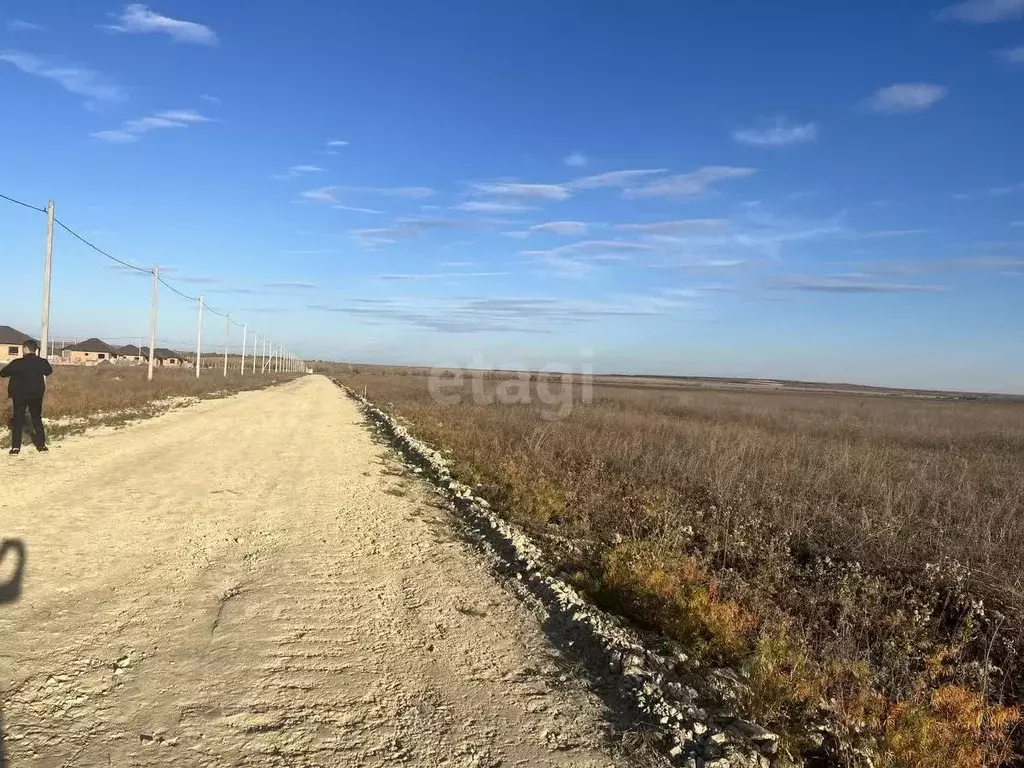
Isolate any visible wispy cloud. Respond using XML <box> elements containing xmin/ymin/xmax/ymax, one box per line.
<box><xmin>453</xmin><ymin>200</ymin><xmax>533</xmax><ymax>213</ymax></box>
<box><xmin>775</xmin><ymin>275</ymin><xmax>948</xmax><ymax>293</ymax></box>
<box><xmin>6</xmin><ymin>20</ymin><xmax>44</xmax><ymax>32</ymax></box>
<box><xmin>623</xmin><ymin>166</ymin><xmax>756</xmax><ymax>199</ymax></box>
<box><xmin>522</xmin><ymin>239</ymin><xmax>657</xmax><ymax>276</ymax></box>
<box><xmin>101</xmin><ymin>4</ymin><xmax>218</xmax><ymax>45</ymax></box>
<box><xmin>326</xmin><ymin>139</ymin><xmax>348</xmax><ymax>147</ymax></box>
<box><xmin>472</xmin><ymin>182</ymin><xmax>571</xmax><ymax>200</ymax></box>
<box><xmin>954</xmin><ymin>182</ymin><xmax>1024</xmax><ymax>200</ymax></box>
<box><xmin>308</xmin><ymin>292</ymin><xmax>687</xmax><ymax>334</ymax></box>
<box><xmin>200</xmin><ymin>93</ymin><xmax>221</xmax><ymax>105</ymax></box>
<box><xmin>732</xmin><ymin>118</ymin><xmax>817</xmax><ymax>147</ymax></box>
<box><xmin>91</xmin><ymin>108</ymin><xmax>212</xmax><ymax>143</ymax></box>
<box><xmin>868</xmin><ymin>83</ymin><xmax>948</xmax><ymax>113</ymax></box>
<box><xmin>937</xmin><ymin>0</ymin><xmax>1024</xmax><ymax>23</ymax></box>
<box><xmin>272</xmin><ymin>164</ymin><xmax>326</xmax><ymax>180</ymax></box>
<box><xmin>569</xmin><ymin>169</ymin><xmax>667</xmax><ymax>190</ymax></box>
<box><xmin>1012</xmin><ymin>220</ymin><xmax>1024</xmax><ymax>227</ymax></box>
<box><xmin>850</xmin><ymin>229</ymin><xmax>931</xmax><ymax>239</ymax></box>
<box><xmin>263</xmin><ymin>281</ymin><xmax>320</xmax><ymax>290</ymax></box>
<box><xmin>0</xmin><ymin>51</ymin><xmax>125</xmax><ymax>107</ymax></box>
<box><xmin>616</xmin><ymin>219</ymin><xmax>729</xmax><ymax>235</ymax></box>
<box><xmin>530</xmin><ymin>221</ymin><xmax>589</xmax><ymax>236</ymax></box>
<box><xmin>333</xmin><ymin>204</ymin><xmax>384</xmax><ymax>214</ymax></box>
<box><xmin>949</xmin><ymin>255</ymin><xmax>1024</xmax><ymax>269</ymax></box>
<box><xmin>564</xmin><ymin>152</ymin><xmax>588</xmax><ymax>167</ymax></box>
<box><xmin>998</xmin><ymin>46</ymin><xmax>1024</xmax><ymax>62</ymax></box>
<box><xmin>301</xmin><ymin>185</ymin><xmax>434</xmax><ymax>206</ymax></box>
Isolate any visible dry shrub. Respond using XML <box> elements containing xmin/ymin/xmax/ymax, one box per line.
<box><xmin>603</xmin><ymin>541</ymin><xmax>754</xmax><ymax>665</ymax></box>
<box><xmin>880</xmin><ymin>685</ymin><xmax>1020</xmax><ymax>768</ymax></box>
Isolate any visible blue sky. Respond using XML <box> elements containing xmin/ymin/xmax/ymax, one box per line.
<box><xmin>1</xmin><ymin>1</ymin><xmax>1023</xmax><ymax>392</ymax></box>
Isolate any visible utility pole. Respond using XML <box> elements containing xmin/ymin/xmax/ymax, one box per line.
<box><xmin>40</xmin><ymin>200</ymin><xmax>55</xmax><ymax>359</ymax></box>
<box><xmin>195</xmin><ymin>295</ymin><xmax>204</xmax><ymax>378</ymax></box>
<box><xmin>147</xmin><ymin>266</ymin><xmax>159</xmax><ymax>382</ymax></box>
<box><xmin>222</xmin><ymin>314</ymin><xmax>230</xmax><ymax>377</ymax></box>
<box><xmin>241</xmin><ymin>324</ymin><xmax>247</xmax><ymax>374</ymax></box>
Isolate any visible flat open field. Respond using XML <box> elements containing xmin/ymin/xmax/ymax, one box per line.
<box><xmin>331</xmin><ymin>363</ymin><xmax>1024</xmax><ymax>767</ymax></box>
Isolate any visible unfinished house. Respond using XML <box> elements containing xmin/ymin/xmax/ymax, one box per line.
<box><xmin>64</xmin><ymin>338</ymin><xmax>118</xmax><ymax>365</ymax></box>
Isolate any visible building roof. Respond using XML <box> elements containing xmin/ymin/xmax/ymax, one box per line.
<box><xmin>140</xmin><ymin>347</ymin><xmax>184</xmax><ymax>359</ymax></box>
<box><xmin>0</xmin><ymin>325</ymin><xmax>37</xmax><ymax>345</ymax></box>
<box><xmin>65</xmin><ymin>338</ymin><xmax>117</xmax><ymax>354</ymax></box>
<box><xmin>118</xmin><ymin>344</ymin><xmax>143</xmax><ymax>355</ymax></box>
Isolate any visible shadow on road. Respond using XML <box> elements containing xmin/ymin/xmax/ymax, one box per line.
<box><xmin>0</xmin><ymin>540</ymin><xmax>25</xmax><ymax>605</ymax></box>
<box><xmin>0</xmin><ymin>539</ymin><xmax>25</xmax><ymax>768</ymax></box>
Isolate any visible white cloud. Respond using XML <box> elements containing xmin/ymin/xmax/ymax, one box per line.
<box><xmin>102</xmin><ymin>4</ymin><xmax>218</xmax><ymax>45</ymax></box>
<box><xmin>938</xmin><ymin>0</ymin><xmax>1024</xmax><ymax>23</ymax></box>
<box><xmin>868</xmin><ymin>83</ymin><xmax>948</xmax><ymax>113</ymax></box>
<box><xmin>564</xmin><ymin>152</ymin><xmax>587</xmax><ymax>167</ymax></box>
<box><xmin>91</xmin><ymin>109</ymin><xmax>213</xmax><ymax>143</ymax></box>
<box><xmin>502</xmin><ymin>231</ymin><xmax>531</xmax><ymax>239</ymax></box>
<box><xmin>623</xmin><ymin>166</ymin><xmax>756</xmax><ymax>199</ymax></box>
<box><xmin>732</xmin><ymin>118</ymin><xmax>817</xmax><ymax>147</ymax></box>
<box><xmin>453</xmin><ymin>200</ymin><xmax>532</xmax><ymax>213</ymax></box>
<box><xmin>1011</xmin><ymin>220</ymin><xmax>1024</xmax><ymax>227</ymax></box>
<box><xmin>616</xmin><ymin>219</ymin><xmax>729</xmax><ymax>235</ymax></box>
<box><xmin>200</xmin><ymin>93</ymin><xmax>221</xmax><ymax>105</ymax></box>
<box><xmin>0</xmin><ymin>51</ymin><xmax>125</xmax><ymax>106</ymax></box>
<box><xmin>6</xmin><ymin>21</ymin><xmax>44</xmax><ymax>32</ymax></box>
<box><xmin>326</xmin><ymin>139</ymin><xmax>349</xmax><ymax>147</ymax></box>
<box><xmin>472</xmin><ymin>182</ymin><xmax>571</xmax><ymax>200</ymax></box>
<box><xmin>530</xmin><ymin>221</ymin><xmax>589</xmax><ymax>236</ymax></box>
<box><xmin>569</xmin><ymin>169</ymin><xmax>667</xmax><ymax>190</ymax></box>
<box><xmin>999</xmin><ymin>46</ymin><xmax>1024</xmax><ymax>62</ymax></box>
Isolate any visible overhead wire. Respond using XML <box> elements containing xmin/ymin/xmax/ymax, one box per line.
<box><xmin>3</xmin><ymin>189</ymin><xmax>300</xmax><ymax>358</ymax></box>
<box><xmin>0</xmin><ymin>191</ymin><xmax>47</xmax><ymax>213</ymax></box>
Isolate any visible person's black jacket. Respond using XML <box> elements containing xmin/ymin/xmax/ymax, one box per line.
<box><xmin>0</xmin><ymin>354</ymin><xmax>53</xmax><ymax>399</ymax></box>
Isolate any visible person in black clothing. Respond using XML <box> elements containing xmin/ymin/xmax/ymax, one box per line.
<box><xmin>1</xmin><ymin>339</ymin><xmax>53</xmax><ymax>455</ymax></box>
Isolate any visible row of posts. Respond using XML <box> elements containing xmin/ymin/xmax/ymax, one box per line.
<box><xmin>36</xmin><ymin>199</ymin><xmax>304</xmax><ymax>381</ymax></box>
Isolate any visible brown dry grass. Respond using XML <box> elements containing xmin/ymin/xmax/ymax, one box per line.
<box><xmin>3</xmin><ymin>364</ymin><xmax>299</xmax><ymax>445</ymax></box>
<box><xmin>330</xmin><ymin>364</ymin><xmax>1024</xmax><ymax>766</ymax></box>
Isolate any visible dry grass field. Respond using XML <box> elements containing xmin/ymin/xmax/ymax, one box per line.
<box><xmin>330</xmin><ymin>363</ymin><xmax>1024</xmax><ymax>767</ymax></box>
<box><xmin>2</xmin><ymin>364</ymin><xmax>299</xmax><ymax>445</ymax></box>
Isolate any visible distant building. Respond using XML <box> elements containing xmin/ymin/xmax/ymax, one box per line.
<box><xmin>0</xmin><ymin>325</ymin><xmax>38</xmax><ymax>364</ymax></box>
<box><xmin>64</xmin><ymin>338</ymin><xmax>119</xmax><ymax>365</ymax></box>
<box><xmin>140</xmin><ymin>347</ymin><xmax>186</xmax><ymax>367</ymax></box>
<box><xmin>116</xmin><ymin>344</ymin><xmax>146</xmax><ymax>364</ymax></box>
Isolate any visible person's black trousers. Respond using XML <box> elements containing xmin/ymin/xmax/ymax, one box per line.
<box><xmin>10</xmin><ymin>397</ymin><xmax>45</xmax><ymax>450</ymax></box>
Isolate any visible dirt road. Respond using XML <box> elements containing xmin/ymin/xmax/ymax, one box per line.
<box><xmin>0</xmin><ymin>375</ymin><xmax>624</xmax><ymax>767</ymax></box>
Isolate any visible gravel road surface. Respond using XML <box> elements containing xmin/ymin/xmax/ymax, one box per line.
<box><xmin>0</xmin><ymin>375</ymin><xmax>625</xmax><ymax>767</ymax></box>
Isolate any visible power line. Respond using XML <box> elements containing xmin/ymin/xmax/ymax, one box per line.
<box><xmin>0</xmin><ymin>191</ymin><xmax>47</xmax><ymax>213</ymax></box>
<box><xmin>157</xmin><ymin>275</ymin><xmax>198</xmax><ymax>303</ymax></box>
<box><xmin>53</xmin><ymin>217</ymin><xmax>153</xmax><ymax>274</ymax></box>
